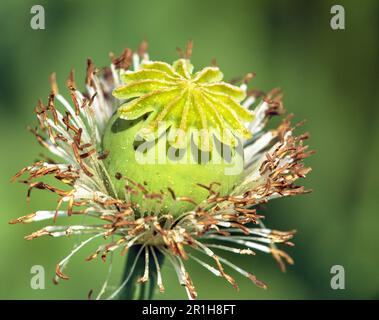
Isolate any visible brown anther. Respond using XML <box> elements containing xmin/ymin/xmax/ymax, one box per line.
<box><xmin>185</xmin><ymin>40</ymin><xmax>193</xmax><ymax>59</ymax></box>
<box><xmin>86</xmin><ymin>58</ymin><xmax>95</xmax><ymax>86</ymax></box>
<box><xmin>110</xmin><ymin>48</ymin><xmax>133</xmax><ymax>70</ymax></box>
<box><xmin>243</xmin><ymin>72</ymin><xmax>256</xmax><ymax>84</ymax></box>
<box><xmin>67</xmin><ymin>69</ymin><xmax>76</xmax><ymax>90</ymax></box>
<box><xmin>138</xmin><ymin>39</ymin><xmax>148</xmax><ymax>57</ymax></box>
<box><xmin>50</xmin><ymin>72</ymin><xmax>59</xmax><ymax>95</ymax></box>
<box><xmin>97</xmin><ymin>150</ymin><xmax>109</xmax><ymax>160</ymax></box>
<box><xmin>55</xmin><ymin>264</ymin><xmax>70</xmax><ymax>280</ymax></box>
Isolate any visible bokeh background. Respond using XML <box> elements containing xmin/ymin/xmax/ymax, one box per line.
<box><xmin>1</xmin><ymin>0</ymin><xmax>378</xmax><ymax>299</ymax></box>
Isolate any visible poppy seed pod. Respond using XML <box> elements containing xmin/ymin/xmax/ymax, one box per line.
<box><xmin>10</xmin><ymin>41</ymin><xmax>313</xmax><ymax>300</ymax></box>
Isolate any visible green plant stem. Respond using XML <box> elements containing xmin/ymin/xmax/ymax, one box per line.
<box><xmin>118</xmin><ymin>245</ymin><xmax>164</xmax><ymax>300</ymax></box>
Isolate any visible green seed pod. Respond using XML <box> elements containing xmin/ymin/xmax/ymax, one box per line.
<box><xmin>102</xmin><ymin>113</ymin><xmax>244</xmax><ymax>215</ymax></box>
<box><xmin>103</xmin><ymin>58</ymin><xmax>253</xmax><ymax>215</ymax></box>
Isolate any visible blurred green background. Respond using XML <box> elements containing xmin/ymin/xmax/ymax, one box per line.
<box><xmin>1</xmin><ymin>0</ymin><xmax>378</xmax><ymax>299</ymax></box>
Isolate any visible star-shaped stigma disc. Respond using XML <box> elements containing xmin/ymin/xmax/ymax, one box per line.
<box><xmin>113</xmin><ymin>58</ymin><xmax>254</xmax><ymax>151</ymax></box>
